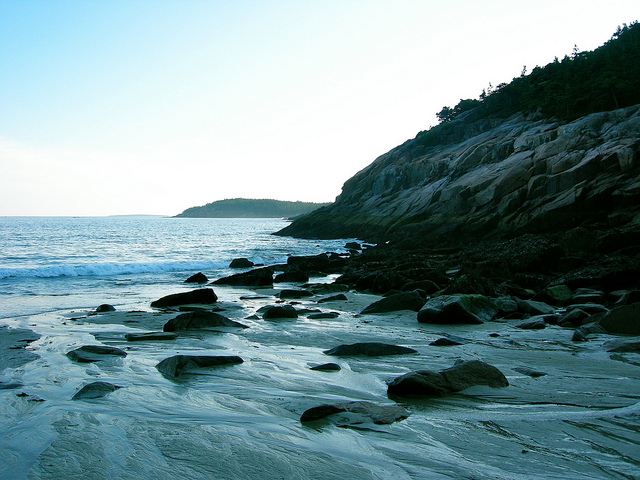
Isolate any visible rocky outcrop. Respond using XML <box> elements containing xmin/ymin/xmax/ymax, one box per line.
<box><xmin>277</xmin><ymin>106</ymin><xmax>640</xmax><ymax>244</ymax></box>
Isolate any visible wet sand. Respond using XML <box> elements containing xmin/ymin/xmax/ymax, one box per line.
<box><xmin>1</xmin><ymin>282</ymin><xmax>640</xmax><ymax>479</ymax></box>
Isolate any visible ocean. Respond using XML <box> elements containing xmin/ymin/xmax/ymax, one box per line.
<box><xmin>1</xmin><ymin>216</ymin><xmax>639</xmax><ymax>479</ymax></box>
<box><xmin>0</xmin><ymin>216</ymin><xmax>352</xmax><ymax>319</ymax></box>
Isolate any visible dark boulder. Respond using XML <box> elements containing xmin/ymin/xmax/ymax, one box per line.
<box><xmin>360</xmin><ymin>291</ymin><xmax>426</xmax><ymax>314</ymax></box>
<box><xmin>287</xmin><ymin>253</ymin><xmax>330</xmax><ymax>271</ymax></box>
<box><xmin>300</xmin><ymin>401</ymin><xmax>409</xmax><ymax>425</ymax></box>
<box><xmin>95</xmin><ymin>304</ymin><xmax>116</xmax><ymax>313</ymax></box>
<box><xmin>387</xmin><ymin>360</ymin><xmax>509</xmax><ymax>397</ymax></box>
<box><xmin>513</xmin><ymin>367</ymin><xmax>547</xmax><ymax>378</ymax></box>
<box><xmin>572</xmin><ymin>321</ymin><xmax>607</xmax><ymax>341</ymax></box>
<box><xmin>66</xmin><ymin>345</ymin><xmax>127</xmax><ymax>363</ymax></box>
<box><xmin>515</xmin><ymin>299</ymin><xmax>555</xmax><ymax>316</ymax></box>
<box><xmin>310</xmin><ymin>363</ymin><xmax>341</xmax><ymax>371</ymax></box>
<box><xmin>229</xmin><ymin>258</ymin><xmax>254</xmax><ymax>268</ymax></box>
<box><xmin>125</xmin><ymin>332</ymin><xmax>178</xmax><ymax>341</ymax></box>
<box><xmin>274</xmin><ymin>270</ymin><xmax>310</xmax><ymax>283</ymax></box>
<box><xmin>401</xmin><ymin>279</ymin><xmax>440</xmax><ymax>295</ymax></box>
<box><xmin>345</xmin><ymin>242</ymin><xmax>362</xmax><ymax>250</ymax></box>
<box><xmin>156</xmin><ymin>355</ymin><xmax>243</xmax><ymax>378</ymax></box>
<box><xmin>598</xmin><ymin>302</ymin><xmax>640</xmax><ymax>335</ymax></box>
<box><xmin>429</xmin><ymin>336</ymin><xmax>467</xmax><ymax>346</ymax></box>
<box><xmin>317</xmin><ymin>293</ymin><xmax>348</xmax><ymax>303</ymax></box>
<box><xmin>532</xmin><ymin>285</ymin><xmax>573</xmax><ymax>306</ymax></box>
<box><xmin>324</xmin><ymin>342</ymin><xmax>417</xmax><ymax>357</ymax></box>
<box><xmin>604</xmin><ymin>339</ymin><xmax>640</xmax><ymax>353</ymax></box>
<box><xmin>163</xmin><ymin>310</ymin><xmax>248</xmax><ymax>331</ymax></box>
<box><xmin>515</xmin><ymin>317</ymin><xmax>547</xmax><ymax>330</ymax></box>
<box><xmin>278</xmin><ymin>289</ymin><xmax>313</xmax><ymax>299</ymax></box>
<box><xmin>417</xmin><ymin>295</ymin><xmax>498</xmax><ymax>325</ymax></box>
<box><xmin>559</xmin><ymin>308</ymin><xmax>590</xmax><ymax>327</ymax></box>
<box><xmin>262</xmin><ymin>305</ymin><xmax>298</xmax><ymax>319</ymax></box>
<box><xmin>308</xmin><ymin>312</ymin><xmax>340</xmax><ymax>319</ymax></box>
<box><xmin>185</xmin><ymin>272</ymin><xmax>208</xmax><ymax>283</ymax></box>
<box><xmin>72</xmin><ymin>381</ymin><xmax>121</xmax><ymax>400</ymax></box>
<box><xmin>213</xmin><ymin>267</ymin><xmax>274</xmax><ymax>287</ymax></box>
<box><xmin>151</xmin><ymin>288</ymin><xmax>218</xmax><ymax>308</ymax></box>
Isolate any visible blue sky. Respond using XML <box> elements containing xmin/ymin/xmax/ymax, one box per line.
<box><xmin>1</xmin><ymin>0</ymin><xmax>638</xmax><ymax>216</ymax></box>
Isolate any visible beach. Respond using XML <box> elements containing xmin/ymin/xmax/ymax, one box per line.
<box><xmin>2</xmin><ymin>274</ymin><xmax>640</xmax><ymax>479</ymax></box>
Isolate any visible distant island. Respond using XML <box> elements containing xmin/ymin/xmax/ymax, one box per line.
<box><xmin>174</xmin><ymin>198</ymin><xmax>330</xmax><ymax>218</ymax></box>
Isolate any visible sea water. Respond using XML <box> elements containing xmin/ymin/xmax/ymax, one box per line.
<box><xmin>0</xmin><ymin>216</ymin><xmax>352</xmax><ymax>319</ymax></box>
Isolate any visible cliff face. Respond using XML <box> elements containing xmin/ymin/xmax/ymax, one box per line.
<box><xmin>278</xmin><ymin>105</ymin><xmax>640</xmax><ymax>243</ymax></box>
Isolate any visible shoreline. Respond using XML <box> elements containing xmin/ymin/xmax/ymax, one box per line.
<box><xmin>1</xmin><ymin>241</ymin><xmax>640</xmax><ymax>478</ymax></box>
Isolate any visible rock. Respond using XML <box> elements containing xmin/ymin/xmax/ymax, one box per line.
<box><xmin>417</xmin><ymin>295</ymin><xmax>498</xmax><ymax>325</ymax></box>
<box><xmin>274</xmin><ymin>270</ymin><xmax>310</xmax><ymax>283</ymax></box>
<box><xmin>213</xmin><ymin>267</ymin><xmax>274</xmax><ymax>287</ymax></box>
<box><xmin>151</xmin><ymin>288</ymin><xmax>218</xmax><ymax>308</ymax></box>
<box><xmin>430</xmin><ymin>336</ymin><xmax>467</xmax><ymax>346</ymax></box>
<box><xmin>604</xmin><ymin>339</ymin><xmax>640</xmax><ymax>353</ymax></box>
<box><xmin>401</xmin><ymin>279</ymin><xmax>440</xmax><ymax>295</ymax></box>
<box><xmin>287</xmin><ymin>253</ymin><xmax>330</xmax><ymax>271</ymax></box>
<box><xmin>163</xmin><ymin>310</ymin><xmax>248</xmax><ymax>331</ymax></box>
<box><xmin>387</xmin><ymin>360</ymin><xmax>509</xmax><ymax>397</ymax></box>
<box><xmin>570</xmin><ymin>288</ymin><xmax>605</xmax><ymax>305</ymax></box>
<box><xmin>515</xmin><ymin>317</ymin><xmax>547</xmax><ymax>330</ymax></box>
<box><xmin>262</xmin><ymin>305</ymin><xmax>298</xmax><ymax>319</ymax></box>
<box><xmin>156</xmin><ymin>355</ymin><xmax>243</xmax><ymax>378</ymax></box>
<box><xmin>0</xmin><ymin>326</ymin><xmax>40</xmax><ymax>372</ymax></box>
<box><xmin>229</xmin><ymin>258</ymin><xmax>254</xmax><ymax>268</ymax></box>
<box><xmin>95</xmin><ymin>304</ymin><xmax>116</xmax><ymax>313</ymax></box>
<box><xmin>494</xmin><ymin>296</ymin><xmax>520</xmax><ymax>317</ymax></box>
<box><xmin>345</xmin><ymin>242</ymin><xmax>362</xmax><ymax>250</ymax></box>
<box><xmin>308</xmin><ymin>312</ymin><xmax>340</xmax><ymax>319</ymax></box>
<box><xmin>615</xmin><ymin>290</ymin><xmax>640</xmax><ymax>306</ymax></box>
<box><xmin>515</xmin><ymin>299</ymin><xmax>556</xmax><ymax>316</ymax></box>
<box><xmin>300</xmin><ymin>401</ymin><xmax>409</xmax><ymax>425</ymax></box>
<box><xmin>566</xmin><ymin>303</ymin><xmax>609</xmax><ymax>316</ymax></box>
<box><xmin>360</xmin><ymin>291</ymin><xmax>426</xmax><ymax>314</ymax></box>
<box><xmin>532</xmin><ymin>285</ymin><xmax>573</xmax><ymax>306</ymax></box>
<box><xmin>125</xmin><ymin>332</ymin><xmax>178</xmax><ymax>341</ymax></box>
<box><xmin>559</xmin><ymin>308</ymin><xmax>590</xmax><ymax>327</ymax></box>
<box><xmin>66</xmin><ymin>345</ymin><xmax>127</xmax><ymax>363</ymax></box>
<box><xmin>572</xmin><ymin>321</ymin><xmax>607</xmax><ymax>341</ymax></box>
<box><xmin>324</xmin><ymin>342</ymin><xmax>417</xmax><ymax>357</ymax></box>
<box><xmin>598</xmin><ymin>303</ymin><xmax>640</xmax><ymax>335</ymax></box>
<box><xmin>276</xmin><ymin>106</ymin><xmax>640</xmax><ymax>244</ymax></box>
<box><xmin>184</xmin><ymin>272</ymin><xmax>208</xmax><ymax>283</ymax></box>
<box><xmin>278</xmin><ymin>289</ymin><xmax>313</xmax><ymax>299</ymax></box>
<box><xmin>513</xmin><ymin>367</ymin><xmax>547</xmax><ymax>378</ymax></box>
<box><xmin>305</xmin><ymin>284</ymin><xmax>350</xmax><ymax>295</ymax></box>
<box><xmin>310</xmin><ymin>363</ymin><xmax>341</xmax><ymax>371</ymax></box>
<box><xmin>317</xmin><ymin>293</ymin><xmax>348</xmax><ymax>303</ymax></box>
<box><xmin>72</xmin><ymin>381</ymin><xmax>121</xmax><ymax>400</ymax></box>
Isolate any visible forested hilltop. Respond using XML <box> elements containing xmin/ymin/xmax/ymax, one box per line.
<box><xmin>417</xmin><ymin>22</ymin><xmax>640</xmax><ymax>149</ymax></box>
<box><xmin>175</xmin><ymin>198</ymin><xmax>329</xmax><ymax>218</ymax></box>
<box><xmin>277</xmin><ymin>23</ymin><xmax>640</xmax><ymax>243</ymax></box>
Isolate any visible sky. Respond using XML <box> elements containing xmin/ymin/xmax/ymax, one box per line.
<box><xmin>0</xmin><ymin>1</ymin><xmax>638</xmax><ymax>216</ymax></box>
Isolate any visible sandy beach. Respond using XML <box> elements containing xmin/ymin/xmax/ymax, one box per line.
<box><xmin>2</xmin><ymin>273</ymin><xmax>640</xmax><ymax>480</ymax></box>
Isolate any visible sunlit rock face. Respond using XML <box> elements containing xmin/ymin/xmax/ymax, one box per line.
<box><xmin>278</xmin><ymin>105</ymin><xmax>640</xmax><ymax>243</ymax></box>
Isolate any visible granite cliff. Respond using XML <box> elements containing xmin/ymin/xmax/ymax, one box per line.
<box><xmin>277</xmin><ymin>105</ymin><xmax>640</xmax><ymax>245</ymax></box>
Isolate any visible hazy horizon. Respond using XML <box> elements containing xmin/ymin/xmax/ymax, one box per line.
<box><xmin>1</xmin><ymin>1</ymin><xmax>638</xmax><ymax>216</ymax></box>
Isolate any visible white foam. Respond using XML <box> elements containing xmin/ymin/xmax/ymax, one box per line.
<box><xmin>0</xmin><ymin>260</ymin><xmax>228</xmax><ymax>279</ymax></box>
